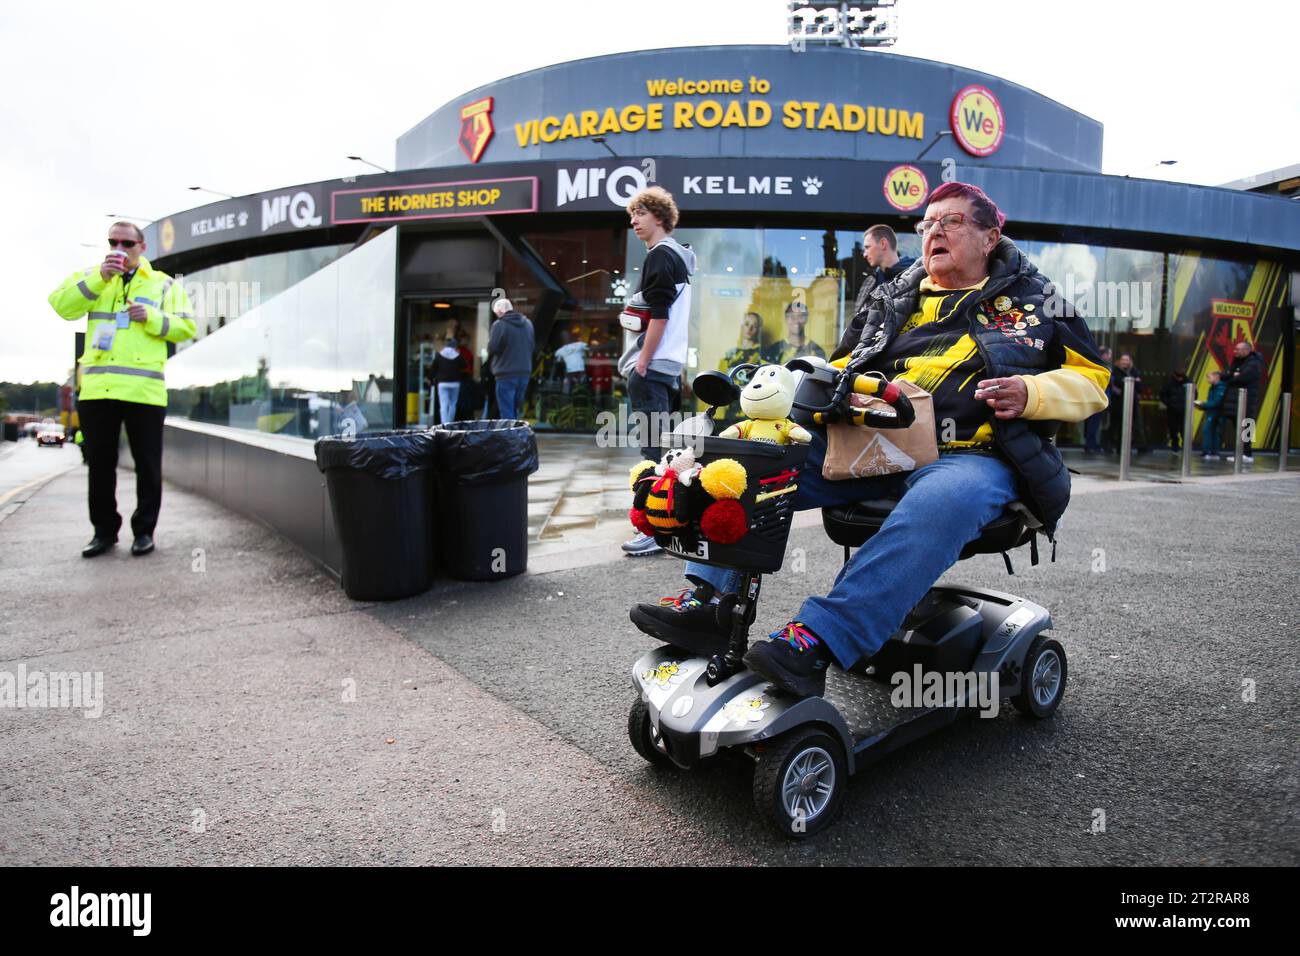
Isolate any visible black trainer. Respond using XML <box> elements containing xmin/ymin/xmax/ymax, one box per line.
<box><xmin>630</xmin><ymin>583</ymin><xmax>736</xmax><ymax>657</ymax></box>
<box><xmin>743</xmin><ymin>622</ymin><xmax>833</xmax><ymax>698</ymax></box>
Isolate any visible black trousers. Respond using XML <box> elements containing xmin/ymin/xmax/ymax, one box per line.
<box><xmin>78</xmin><ymin>399</ymin><xmax>166</xmax><ymax>538</ymax></box>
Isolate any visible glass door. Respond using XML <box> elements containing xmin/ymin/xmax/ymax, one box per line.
<box><xmin>404</xmin><ymin>295</ymin><xmax>492</xmax><ymax>426</ymax></box>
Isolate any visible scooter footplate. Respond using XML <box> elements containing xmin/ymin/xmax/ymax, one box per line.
<box><xmin>823</xmin><ymin>669</ymin><xmax>922</xmax><ymax>740</ymax></box>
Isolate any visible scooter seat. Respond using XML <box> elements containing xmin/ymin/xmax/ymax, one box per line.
<box><xmin>822</xmin><ymin>498</ymin><xmax>1034</xmax><ymax>560</ymax></box>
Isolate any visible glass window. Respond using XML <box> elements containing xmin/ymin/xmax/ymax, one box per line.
<box><xmin>511</xmin><ymin>229</ymin><xmax>629</xmax><ymax>431</ymax></box>
<box><xmin>175</xmin><ymin>243</ymin><xmax>350</xmax><ymax>347</ymax></box>
<box><xmin>166</xmin><ymin>229</ymin><xmax>396</xmax><ymax>439</ymax></box>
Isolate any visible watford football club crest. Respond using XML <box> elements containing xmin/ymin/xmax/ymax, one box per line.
<box><xmin>458</xmin><ymin>97</ymin><xmax>494</xmax><ymax>164</ymax></box>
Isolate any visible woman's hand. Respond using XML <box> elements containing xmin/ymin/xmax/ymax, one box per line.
<box><xmin>975</xmin><ymin>377</ymin><xmax>1028</xmax><ymax>419</ymax></box>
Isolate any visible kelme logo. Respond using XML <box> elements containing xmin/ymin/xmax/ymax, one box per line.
<box><xmin>459</xmin><ymin>97</ymin><xmax>495</xmax><ymax>164</ymax></box>
<box><xmin>883</xmin><ymin>164</ymin><xmax>929</xmax><ymax>212</ymax></box>
<box><xmin>950</xmin><ymin>84</ymin><xmax>1005</xmax><ymax>157</ymax></box>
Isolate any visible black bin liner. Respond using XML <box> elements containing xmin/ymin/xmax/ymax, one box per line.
<box><xmin>431</xmin><ymin>420</ymin><xmax>538</xmax><ymax>581</ymax></box>
<box><xmin>315</xmin><ymin>430</ymin><xmax>438</xmax><ymax>601</ymax></box>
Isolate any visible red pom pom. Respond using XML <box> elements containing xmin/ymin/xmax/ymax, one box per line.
<box><xmin>629</xmin><ymin>508</ymin><xmax>656</xmax><ymax>537</ymax></box>
<box><xmin>700</xmin><ymin>499</ymin><xmax>747</xmax><ymax>544</ymax></box>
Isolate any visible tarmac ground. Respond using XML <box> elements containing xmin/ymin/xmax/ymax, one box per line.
<box><xmin>1</xmin><ymin>437</ymin><xmax>1296</xmax><ymax>865</ymax></box>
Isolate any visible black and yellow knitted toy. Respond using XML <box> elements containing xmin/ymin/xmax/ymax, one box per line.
<box><xmin>629</xmin><ymin>450</ymin><xmax>749</xmax><ymax>544</ymax></box>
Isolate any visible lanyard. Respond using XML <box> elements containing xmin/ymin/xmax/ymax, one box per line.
<box><xmin>116</xmin><ymin>270</ymin><xmax>136</xmax><ymax>311</ymax></box>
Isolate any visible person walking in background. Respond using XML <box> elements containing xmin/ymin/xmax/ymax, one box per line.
<box><xmin>1194</xmin><ymin>370</ymin><xmax>1227</xmax><ymax>459</ymax></box>
<box><xmin>1084</xmin><ymin>345</ymin><xmax>1111</xmax><ymax>452</ymax></box>
<box><xmin>617</xmin><ymin>185</ymin><xmax>695</xmax><ymax>557</ymax></box>
<box><xmin>832</xmin><ymin>223</ymin><xmax>917</xmax><ymax>360</ymax></box>
<box><xmin>1223</xmin><ymin>339</ymin><xmax>1265</xmax><ymax>464</ymax></box>
<box><xmin>487</xmin><ymin>298</ymin><xmax>534</xmax><ymax>420</ymax></box>
<box><xmin>433</xmin><ymin>335</ymin><xmax>462</xmax><ymax>425</ymax></box>
<box><xmin>48</xmin><ymin>221</ymin><xmax>196</xmax><ymax>558</ymax></box>
<box><xmin>1106</xmin><ymin>352</ymin><xmax>1145</xmax><ymax>454</ymax></box>
<box><xmin>1160</xmin><ymin>368</ymin><xmax>1191</xmax><ymax>452</ymax></box>
<box><xmin>453</xmin><ymin>324</ymin><xmax>477</xmax><ymax>419</ymax></box>
<box><xmin>554</xmin><ymin>330</ymin><xmax>590</xmax><ymax>394</ymax></box>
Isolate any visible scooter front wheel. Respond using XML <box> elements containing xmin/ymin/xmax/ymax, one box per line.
<box><xmin>627</xmin><ymin>698</ymin><xmax>674</xmax><ymax>768</ymax></box>
<box><xmin>753</xmin><ymin>727</ymin><xmax>847</xmax><ymax>839</ymax></box>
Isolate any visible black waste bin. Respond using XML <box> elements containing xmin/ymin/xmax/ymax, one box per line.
<box><xmin>431</xmin><ymin>420</ymin><xmax>538</xmax><ymax>580</ymax></box>
<box><xmin>315</xmin><ymin>429</ymin><xmax>438</xmax><ymax>601</ymax></box>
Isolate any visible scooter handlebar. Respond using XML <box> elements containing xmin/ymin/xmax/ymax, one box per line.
<box><xmin>791</xmin><ymin>361</ymin><xmax>916</xmax><ymax>429</ymax></box>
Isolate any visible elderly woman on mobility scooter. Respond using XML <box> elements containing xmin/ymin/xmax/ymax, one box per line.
<box><xmin>632</xmin><ymin>182</ymin><xmax>1111</xmax><ymax>698</ymax></box>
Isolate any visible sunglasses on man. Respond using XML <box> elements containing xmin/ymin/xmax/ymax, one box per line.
<box><xmin>108</xmin><ymin>239</ymin><xmax>139</xmax><ymax>249</ymax></box>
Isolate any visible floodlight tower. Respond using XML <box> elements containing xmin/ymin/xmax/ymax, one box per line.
<box><xmin>786</xmin><ymin>1</ymin><xmax>899</xmax><ymax>50</ymax></box>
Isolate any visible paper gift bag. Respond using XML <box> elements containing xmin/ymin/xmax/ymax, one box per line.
<box><xmin>822</xmin><ymin>379</ymin><xmax>938</xmax><ymax>479</ymax></box>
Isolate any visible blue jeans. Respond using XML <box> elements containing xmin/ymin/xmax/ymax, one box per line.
<box><xmin>1084</xmin><ymin>412</ymin><xmax>1103</xmax><ymax>451</ymax></box>
<box><xmin>1202</xmin><ymin>414</ymin><xmax>1222</xmax><ymax>455</ymax></box>
<box><xmin>495</xmin><ymin>375</ymin><xmax>529</xmax><ymax>421</ymax></box>
<box><xmin>686</xmin><ymin>434</ymin><xmax>1020</xmax><ymax>669</ymax></box>
<box><xmin>437</xmin><ymin>382</ymin><xmax>460</xmax><ymax>425</ymax></box>
<box><xmin>627</xmin><ymin>369</ymin><xmax>675</xmax><ymax>461</ymax></box>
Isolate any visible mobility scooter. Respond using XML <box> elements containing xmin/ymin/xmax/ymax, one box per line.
<box><xmin>627</xmin><ymin>359</ymin><xmax>1067</xmax><ymax>838</ymax></box>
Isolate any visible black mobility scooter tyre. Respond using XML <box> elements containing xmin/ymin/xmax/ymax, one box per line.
<box><xmin>628</xmin><ymin>699</ymin><xmax>674</xmax><ymax>768</ymax></box>
<box><xmin>753</xmin><ymin>728</ymin><xmax>847</xmax><ymax>839</ymax></box>
<box><xmin>1010</xmin><ymin>636</ymin><xmax>1068</xmax><ymax>719</ymax></box>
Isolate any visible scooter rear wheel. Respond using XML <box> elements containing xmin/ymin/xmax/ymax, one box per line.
<box><xmin>753</xmin><ymin>727</ymin><xmax>847</xmax><ymax>839</ymax></box>
<box><xmin>1010</xmin><ymin>636</ymin><xmax>1067</xmax><ymax>718</ymax></box>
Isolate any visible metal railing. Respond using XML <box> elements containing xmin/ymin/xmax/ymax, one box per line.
<box><xmin>1279</xmin><ymin>393</ymin><xmax>1292</xmax><ymax>473</ymax></box>
<box><xmin>1233</xmin><ymin>394</ymin><xmax>1247</xmax><ymax>476</ymax></box>
<box><xmin>1118</xmin><ymin>382</ymin><xmax>1290</xmax><ymax>481</ymax></box>
<box><xmin>1118</xmin><ymin>377</ymin><xmax>1135</xmax><ymax>481</ymax></box>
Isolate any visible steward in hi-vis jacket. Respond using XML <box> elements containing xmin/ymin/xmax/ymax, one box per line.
<box><xmin>48</xmin><ymin>221</ymin><xmax>196</xmax><ymax>558</ymax></box>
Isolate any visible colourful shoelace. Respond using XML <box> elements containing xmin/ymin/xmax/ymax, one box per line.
<box><xmin>658</xmin><ymin>587</ymin><xmax>700</xmax><ymax>609</ymax></box>
<box><xmin>773</xmin><ymin>622</ymin><xmax>819</xmax><ymax>651</ymax></box>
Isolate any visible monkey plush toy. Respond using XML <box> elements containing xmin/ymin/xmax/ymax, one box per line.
<box><xmin>717</xmin><ymin>364</ymin><xmax>812</xmax><ymax>445</ymax></box>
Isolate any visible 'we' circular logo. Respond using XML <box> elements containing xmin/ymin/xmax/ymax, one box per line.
<box><xmin>883</xmin><ymin>164</ymin><xmax>929</xmax><ymax>212</ymax></box>
<box><xmin>950</xmin><ymin>85</ymin><xmax>1005</xmax><ymax>157</ymax></box>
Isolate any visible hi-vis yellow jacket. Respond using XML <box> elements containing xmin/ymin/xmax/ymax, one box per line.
<box><xmin>49</xmin><ymin>256</ymin><xmax>196</xmax><ymax>406</ymax></box>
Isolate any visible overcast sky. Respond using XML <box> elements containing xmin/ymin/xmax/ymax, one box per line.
<box><xmin>2</xmin><ymin>0</ymin><xmax>1294</xmax><ymax>383</ymax></box>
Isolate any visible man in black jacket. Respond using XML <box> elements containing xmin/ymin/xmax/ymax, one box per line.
<box><xmin>1106</xmin><ymin>353</ymin><xmax>1145</xmax><ymax>454</ymax></box>
<box><xmin>832</xmin><ymin>224</ymin><xmax>916</xmax><ymax>361</ymax></box>
<box><xmin>1224</xmin><ymin>340</ymin><xmax>1265</xmax><ymax>462</ymax></box>
<box><xmin>1159</xmin><ymin>369</ymin><xmax>1191</xmax><ymax>452</ymax></box>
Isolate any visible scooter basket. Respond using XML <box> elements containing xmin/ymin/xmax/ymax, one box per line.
<box><xmin>651</xmin><ymin>436</ymin><xmax>809</xmax><ymax>573</ymax></box>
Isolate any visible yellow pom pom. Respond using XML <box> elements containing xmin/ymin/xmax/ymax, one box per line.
<box><xmin>700</xmin><ymin>458</ymin><xmax>747</xmax><ymax>500</ymax></box>
<box><xmin>629</xmin><ymin>460</ymin><xmax>656</xmax><ymax>489</ymax></box>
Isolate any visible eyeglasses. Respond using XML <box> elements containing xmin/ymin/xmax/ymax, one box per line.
<box><xmin>915</xmin><ymin>213</ymin><xmax>971</xmax><ymax>237</ymax></box>
<box><xmin>108</xmin><ymin>239</ymin><xmax>139</xmax><ymax>249</ymax></box>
